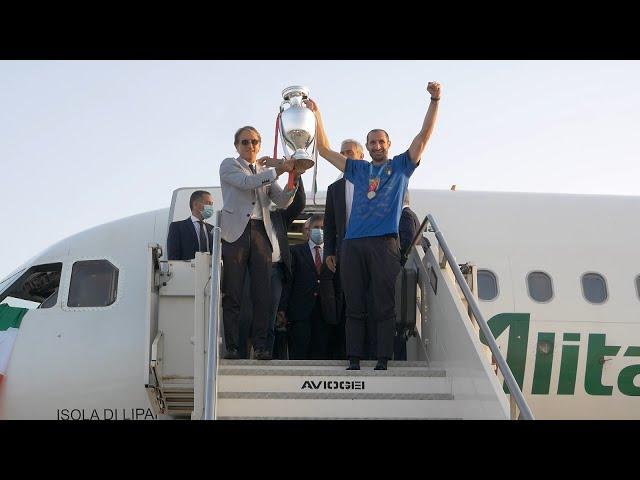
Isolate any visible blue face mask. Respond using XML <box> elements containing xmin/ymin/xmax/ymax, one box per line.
<box><xmin>201</xmin><ymin>205</ymin><xmax>214</xmax><ymax>219</ymax></box>
<box><xmin>310</xmin><ymin>228</ymin><xmax>324</xmax><ymax>245</ymax></box>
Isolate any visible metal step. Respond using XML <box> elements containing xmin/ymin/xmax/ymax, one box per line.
<box><xmin>219</xmin><ymin>392</ymin><xmax>453</xmax><ymax>400</ymax></box>
<box><xmin>220</xmin><ymin>359</ymin><xmax>431</xmax><ymax>367</ymax></box>
<box><xmin>161</xmin><ymin>376</ymin><xmax>194</xmax><ymax>416</ymax></box>
<box><xmin>219</xmin><ymin>368</ymin><xmax>445</xmax><ymax>376</ymax></box>
<box><xmin>161</xmin><ymin>363</ymin><xmax>458</xmax><ymax>419</ymax></box>
<box><xmin>217</xmin><ymin>398</ymin><xmax>460</xmax><ymax>419</ymax></box>
<box><xmin>217</xmin><ymin>416</ymin><xmax>463</xmax><ymax>420</ymax></box>
<box><xmin>219</xmin><ymin>373</ymin><xmax>451</xmax><ymax>395</ymax></box>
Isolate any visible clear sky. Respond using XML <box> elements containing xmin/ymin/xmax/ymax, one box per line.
<box><xmin>1</xmin><ymin>60</ymin><xmax>639</xmax><ymax>278</ymax></box>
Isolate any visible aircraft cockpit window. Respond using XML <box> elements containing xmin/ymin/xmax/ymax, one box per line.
<box><xmin>582</xmin><ymin>273</ymin><xmax>608</xmax><ymax>304</ymax></box>
<box><xmin>0</xmin><ymin>263</ymin><xmax>62</xmax><ymax>310</ymax></box>
<box><xmin>67</xmin><ymin>260</ymin><xmax>119</xmax><ymax>308</ymax></box>
<box><xmin>0</xmin><ymin>269</ymin><xmax>26</xmax><ymax>294</ymax></box>
<box><xmin>478</xmin><ymin>270</ymin><xmax>498</xmax><ymax>301</ymax></box>
<box><xmin>527</xmin><ymin>271</ymin><xmax>553</xmax><ymax>303</ymax></box>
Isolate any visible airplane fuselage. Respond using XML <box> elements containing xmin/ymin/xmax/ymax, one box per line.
<box><xmin>1</xmin><ymin>189</ymin><xmax>638</xmax><ymax>419</ymax></box>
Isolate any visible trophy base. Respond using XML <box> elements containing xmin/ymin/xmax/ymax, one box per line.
<box><xmin>291</xmin><ymin>148</ymin><xmax>313</xmax><ymax>160</ymax></box>
<box><xmin>292</xmin><ymin>158</ymin><xmax>315</xmax><ymax>172</ymax></box>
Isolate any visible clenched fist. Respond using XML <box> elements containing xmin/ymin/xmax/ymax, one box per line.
<box><xmin>427</xmin><ymin>81</ymin><xmax>441</xmax><ymax>99</ymax></box>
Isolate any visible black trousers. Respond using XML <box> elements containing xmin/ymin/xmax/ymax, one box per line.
<box><xmin>335</xmin><ymin>262</ymin><xmax>375</xmax><ymax>359</ymax></box>
<box><xmin>288</xmin><ymin>298</ymin><xmax>330</xmax><ymax>360</ymax></box>
<box><xmin>394</xmin><ymin>331</ymin><xmax>408</xmax><ymax>360</ymax></box>
<box><xmin>237</xmin><ymin>262</ymin><xmax>285</xmax><ymax>359</ymax></box>
<box><xmin>340</xmin><ymin>236</ymin><xmax>401</xmax><ymax>360</ymax></box>
<box><xmin>222</xmin><ymin>220</ymin><xmax>272</xmax><ymax>351</ymax></box>
<box><xmin>327</xmin><ymin>263</ymin><xmax>347</xmax><ymax>360</ymax></box>
<box><xmin>327</xmin><ymin>317</ymin><xmax>347</xmax><ymax>360</ymax></box>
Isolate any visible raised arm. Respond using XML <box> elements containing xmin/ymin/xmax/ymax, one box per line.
<box><xmin>408</xmin><ymin>82</ymin><xmax>442</xmax><ymax>166</ymax></box>
<box><xmin>304</xmin><ymin>99</ymin><xmax>347</xmax><ymax>172</ymax></box>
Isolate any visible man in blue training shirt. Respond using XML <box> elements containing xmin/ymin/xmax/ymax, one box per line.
<box><xmin>306</xmin><ymin>82</ymin><xmax>442</xmax><ymax>370</ymax></box>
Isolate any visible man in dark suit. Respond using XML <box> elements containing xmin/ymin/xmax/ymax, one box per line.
<box><xmin>269</xmin><ymin>174</ymin><xmax>306</xmax><ymax>358</ymax></box>
<box><xmin>398</xmin><ymin>190</ymin><xmax>427</xmax><ymax>255</ymax></box>
<box><xmin>167</xmin><ymin>190</ymin><xmax>214</xmax><ymax>260</ymax></box>
<box><xmin>323</xmin><ymin>139</ymin><xmax>365</xmax><ymax>359</ymax></box>
<box><xmin>237</xmin><ymin>175</ymin><xmax>306</xmax><ymax>359</ymax></box>
<box><xmin>282</xmin><ymin>214</ymin><xmax>336</xmax><ymax>360</ymax></box>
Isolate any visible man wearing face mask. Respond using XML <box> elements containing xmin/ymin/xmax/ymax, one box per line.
<box><xmin>167</xmin><ymin>190</ymin><xmax>215</xmax><ymax>261</ymax></box>
<box><xmin>281</xmin><ymin>214</ymin><xmax>337</xmax><ymax>360</ymax></box>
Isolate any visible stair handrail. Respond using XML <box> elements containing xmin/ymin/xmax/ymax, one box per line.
<box><xmin>204</xmin><ymin>211</ymin><xmax>223</xmax><ymax>420</ymax></box>
<box><xmin>406</xmin><ymin>213</ymin><xmax>534</xmax><ymax>420</ymax></box>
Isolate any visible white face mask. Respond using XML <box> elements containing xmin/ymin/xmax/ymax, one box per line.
<box><xmin>201</xmin><ymin>204</ymin><xmax>214</xmax><ymax>219</ymax></box>
<box><xmin>310</xmin><ymin>228</ymin><xmax>324</xmax><ymax>245</ymax></box>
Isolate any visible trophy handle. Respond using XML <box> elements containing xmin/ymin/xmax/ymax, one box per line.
<box><xmin>278</xmin><ymin>115</ymin><xmax>292</xmax><ymax>160</ymax></box>
<box><xmin>312</xmin><ymin>127</ymin><xmax>319</xmax><ymax>206</ymax></box>
<box><xmin>273</xmin><ymin>110</ymin><xmax>296</xmax><ymax>192</ymax></box>
<box><xmin>279</xmin><ymin>100</ymin><xmax>291</xmax><ymax>113</ymax></box>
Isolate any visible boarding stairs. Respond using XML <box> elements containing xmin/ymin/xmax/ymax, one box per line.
<box><xmin>143</xmin><ymin>206</ymin><xmax>533</xmax><ymax>420</ymax></box>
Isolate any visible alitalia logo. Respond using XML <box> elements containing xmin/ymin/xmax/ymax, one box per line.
<box><xmin>480</xmin><ymin>313</ymin><xmax>640</xmax><ymax>397</ymax></box>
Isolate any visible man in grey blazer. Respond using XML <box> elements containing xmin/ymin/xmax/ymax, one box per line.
<box><xmin>219</xmin><ymin>125</ymin><xmax>296</xmax><ymax>360</ymax></box>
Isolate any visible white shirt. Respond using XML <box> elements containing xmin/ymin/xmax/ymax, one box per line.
<box><xmin>345</xmin><ymin>179</ymin><xmax>355</xmax><ymax>226</ymax></box>
<box><xmin>190</xmin><ymin>215</ymin><xmax>210</xmax><ymax>253</ymax></box>
<box><xmin>271</xmin><ymin>214</ymin><xmax>281</xmax><ymax>263</ymax></box>
<box><xmin>308</xmin><ymin>239</ymin><xmax>324</xmax><ymax>264</ymax></box>
<box><xmin>250</xmin><ymin>193</ymin><xmax>263</xmax><ymax>220</ymax></box>
<box><xmin>238</xmin><ymin>157</ymin><xmax>265</xmax><ymax>220</ymax></box>
<box><xmin>235</xmin><ymin>157</ymin><xmax>282</xmax><ymax>262</ymax></box>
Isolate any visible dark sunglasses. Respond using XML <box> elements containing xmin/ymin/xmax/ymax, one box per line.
<box><xmin>240</xmin><ymin>139</ymin><xmax>260</xmax><ymax>146</ymax></box>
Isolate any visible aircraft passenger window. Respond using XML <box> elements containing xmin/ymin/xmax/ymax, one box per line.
<box><xmin>636</xmin><ymin>276</ymin><xmax>640</xmax><ymax>300</ymax></box>
<box><xmin>581</xmin><ymin>273</ymin><xmax>607</xmax><ymax>304</ymax></box>
<box><xmin>478</xmin><ymin>270</ymin><xmax>498</xmax><ymax>301</ymax></box>
<box><xmin>67</xmin><ymin>260</ymin><xmax>119</xmax><ymax>307</ymax></box>
<box><xmin>0</xmin><ymin>263</ymin><xmax>62</xmax><ymax>310</ymax></box>
<box><xmin>527</xmin><ymin>271</ymin><xmax>553</xmax><ymax>303</ymax></box>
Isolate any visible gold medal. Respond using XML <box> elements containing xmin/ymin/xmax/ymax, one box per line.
<box><xmin>367</xmin><ymin>191</ymin><xmax>376</xmax><ymax>200</ymax></box>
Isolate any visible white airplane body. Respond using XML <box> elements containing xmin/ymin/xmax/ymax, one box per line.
<box><xmin>1</xmin><ymin>188</ymin><xmax>638</xmax><ymax>419</ymax></box>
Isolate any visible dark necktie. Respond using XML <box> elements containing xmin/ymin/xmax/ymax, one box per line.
<box><xmin>198</xmin><ymin>220</ymin><xmax>208</xmax><ymax>253</ymax></box>
<box><xmin>250</xmin><ymin>163</ymin><xmax>262</xmax><ymax>213</ymax></box>
<box><xmin>314</xmin><ymin>246</ymin><xmax>322</xmax><ymax>274</ymax></box>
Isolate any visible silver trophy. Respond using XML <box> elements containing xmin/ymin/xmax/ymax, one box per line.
<box><xmin>278</xmin><ymin>85</ymin><xmax>317</xmax><ymax>171</ymax></box>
